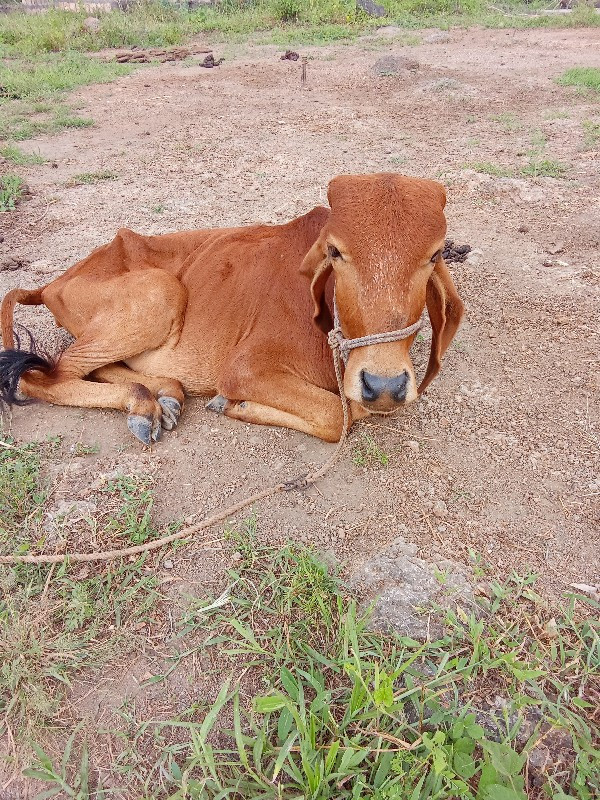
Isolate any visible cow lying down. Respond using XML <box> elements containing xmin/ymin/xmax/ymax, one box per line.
<box><xmin>0</xmin><ymin>173</ymin><xmax>464</xmax><ymax>443</ymax></box>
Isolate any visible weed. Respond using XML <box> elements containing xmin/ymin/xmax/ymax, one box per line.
<box><xmin>557</xmin><ymin>66</ymin><xmax>600</xmax><ymax>94</ymax></box>
<box><xmin>0</xmin><ymin>172</ymin><xmax>24</xmax><ymax>211</ymax></box>
<box><xmin>68</xmin><ymin>170</ymin><xmax>118</xmax><ymax>186</ymax></box>
<box><xmin>520</xmin><ymin>159</ymin><xmax>569</xmax><ymax>179</ymax></box>
<box><xmin>0</xmin><ymin>144</ymin><xmax>45</xmax><ymax>165</ymax></box>
<box><xmin>491</xmin><ymin>111</ymin><xmax>521</xmax><ymax>131</ymax></box>
<box><xmin>70</xmin><ymin>442</ymin><xmax>100</xmax><ymax>456</ymax></box>
<box><xmin>0</xmin><ymin>53</ymin><xmax>133</xmax><ymax>101</ymax></box>
<box><xmin>0</xmin><ymin>435</ymin><xmax>162</xmax><ymax>742</ymax></box>
<box><xmin>582</xmin><ymin>120</ymin><xmax>600</xmax><ymax>150</ymax></box>
<box><xmin>468</xmin><ymin>161</ymin><xmax>514</xmax><ymax>178</ymax></box>
<box><xmin>30</xmin><ymin>528</ymin><xmax>599</xmax><ymax>798</ymax></box>
<box><xmin>352</xmin><ymin>432</ymin><xmax>390</xmax><ymax>467</ymax></box>
<box><xmin>151</xmin><ymin>203</ymin><xmax>165</xmax><ymax>213</ymax></box>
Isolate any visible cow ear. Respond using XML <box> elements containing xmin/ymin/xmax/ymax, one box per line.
<box><xmin>418</xmin><ymin>258</ymin><xmax>464</xmax><ymax>394</ymax></box>
<box><xmin>299</xmin><ymin>239</ymin><xmax>333</xmax><ymax>334</ymax></box>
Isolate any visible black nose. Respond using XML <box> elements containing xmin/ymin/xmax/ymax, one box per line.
<box><xmin>360</xmin><ymin>370</ymin><xmax>409</xmax><ymax>404</ymax></box>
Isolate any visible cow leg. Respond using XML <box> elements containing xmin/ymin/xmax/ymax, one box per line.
<box><xmin>208</xmin><ymin>372</ymin><xmax>368</xmax><ymax>442</ymax></box>
<box><xmin>91</xmin><ymin>363</ymin><xmax>185</xmax><ymax>430</ymax></box>
<box><xmin>20</xmin><ymin>325</ymin><xmax>181</xmax><ymax>446</ymax></box>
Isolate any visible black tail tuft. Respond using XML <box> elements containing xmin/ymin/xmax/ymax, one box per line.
<box><xmin>0</xmin><ymin>328</ymin><xmax>54</xmax><ymax>408</ymax></box>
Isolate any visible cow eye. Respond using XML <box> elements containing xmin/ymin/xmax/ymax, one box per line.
<box><xmin>328</xmin><ymin>244</ymin><xmax>342</xmax><ymax>260</ymax></box>
<box><xmin>430</xmin><ymin>250</ymin><xmax>441</xmax><ymax>264</ymax></box>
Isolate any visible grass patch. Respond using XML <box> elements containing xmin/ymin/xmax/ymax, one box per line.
<box><xmin>557</xmin><ymin>67</ymin><xmax>600</xmax><ymax>94</ymax></box>
<box><xmin>0</xmin><ymin>52</ymin><xmax>133</xmax><ymax>101</ymax></box>
<box><xmin>520</xmin><ymin>159</ymin><xmax>569</xmax><ymax>178</ymax></box>
<box><xmin>0</xmin><ymin>100</ymin><xmax>93</xmax><ymax>141</ymax></box>
<box><xmin>352</xmin><ymin>432</ymin><xmax>390</xmax><ymax>467</ymax></box>
<box><xmin>0</xmin><ymin>433</ymin><xmax>177</xmax><ymax>742</ymax></box>
<box><xmin>24</xmin><ymin>518</ymin><xmax>600</xmax><ymax>798</ymax></box>
<box><xmin>582</xmin><ymin>120</ymin><xmax>600</xmax><ymax>149</ymax></box>
<box><xmin>68</xmin><ymin>170</ymin><xmax>118</xmax><ymax>186</ymax></box>
<box><xmin>0</xmin><ymin>143</ymin><xmax>45</xmax><ymax>165</ymax></box>
<box><xmin>468</xmin><ymin>161</ymin><xmax>514</xmax><ymax>177</ymax></box>
<box><xmin>0</xmin><ymin>172</ymin><xmax>24</xmax><ymax>210</ymax></box>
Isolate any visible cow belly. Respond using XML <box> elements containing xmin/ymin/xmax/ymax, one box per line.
<box><xmin>125</xmin><ymin>349</ymin><xmax>218</xmax><ymax>396</ymax></box>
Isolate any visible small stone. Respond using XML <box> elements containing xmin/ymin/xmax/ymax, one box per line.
<box><xmin>163</xmin><ymin>559</ymin><xmax>174</xmax><ymax>569</ymax></box>
<box><xmin>518</xmin><ymin>224</ymin><xmax>529</xmax><ymax>233</ymax></box>
<box><xmin>432</xmin><ymin>500</ymin><xmax>448</xmax><ymax>518</ymax></box>
<box><xmin>406</xmin><ymin>440</ymin><xmax>420</xmax><ymax>453</ymax></box>
<box><xmin>232</xmin><ymin>551</ymin><xmax>243</xmax><ymax>562</ymax></box>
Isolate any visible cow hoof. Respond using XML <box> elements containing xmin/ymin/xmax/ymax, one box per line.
<box><xmin>127</xmin><ymin>414</ymin><xmax>161</xmax><ymax>446</ymax></box>
<box><xmin>206</xmin><ymin>394</ymin><xmax>227</xmax><ymax>414</ymax></box>
<box><xmin>158</xmin><ymin>396</ymin><xmax>181</xmax><ymax>430</ymax></box>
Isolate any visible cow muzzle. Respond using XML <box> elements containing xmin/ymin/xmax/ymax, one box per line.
<box><xmin>357</xmin><ymin>368</ymin><xmax>417</xmax><ymax>413</ymax></box>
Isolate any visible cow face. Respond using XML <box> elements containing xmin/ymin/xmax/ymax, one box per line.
<box><xmin>300</xmin><ymin>173</ymin><xmax>464</xmax><ymax>413</ymax></box>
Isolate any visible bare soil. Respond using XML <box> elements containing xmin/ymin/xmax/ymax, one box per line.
<box><xmin>1</xmin><ymin>24</ymin><xmax>599</xmax><ymax>791</ymax></box>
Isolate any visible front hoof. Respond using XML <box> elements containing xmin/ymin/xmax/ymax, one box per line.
<box><xmin>127</xmin><ymin>414</ymin><xmax>162</xmax><ymax>446</ymax></box>
<box><xmin>206</xmin><ymin>394</ymin><xmax>228</xmax><ymax>414</ymax></box>
<box><xmin>159</xmin><ymin>396</ymin><xmax>181</xmax><ymax>430</ymax></box>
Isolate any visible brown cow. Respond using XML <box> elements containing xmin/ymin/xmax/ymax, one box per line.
<box><xmin>0</xmin><ymin>174</ymin><xmax>464</xmax><ymax>443</ymax></box>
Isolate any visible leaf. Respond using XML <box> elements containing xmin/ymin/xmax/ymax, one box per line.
<box><xmin>477</xmin><ymin>763</ymin><xmax>499</xmax><ymax>796</ymax></box>
<box><xmin>484</xmin><ymin>784</ymin><xmax>527</xmax><ymax>800</ymax></box>
<box><xmin>454</xmin><ymin>751</ymin><xmax>477</xmax><ymax>779</ymax></box>
<box><xmin>199</xmin><ymin>679</ymin><xmax>230</xmax><ymax>741</ymax></box>
<box><xmin>280</xmin><ymin>666</ymin><xmax>299</xmax><ymax>701</ymax></box>
<box><xmin>324</xmin><ymin>740</ymin><xmax>340</xmax><ymax>775</ymax></box>
<box><xmin>253</xmin><ymin>693</ymin><xmax>289</xmax><ymax>714</ymax></box>
<box><xmin>454</xmin><ymin>736</ymin><xmax>476</xmax><ymax>754</ymax></box>
<box><xmin>277</xmin><ymin>705</ymin><xmax>294</xmax><ymax>744</ymax></box>
<box><xmin>271</xmin><ymin>732</ymin><xmax>298</xmax><ymax>781</ymax></box>
<box><xmin>482</xmin><ymin>741</ymin><xmax>526</xmax><ymax>777</ymax></box>
<box><xmin>465</xmin><ymin>722</ymin><xmax>485</xmax><ymax>740</ymax></box>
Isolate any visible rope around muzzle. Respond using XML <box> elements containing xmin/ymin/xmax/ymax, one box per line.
<box><xmin>332</xmin><ymin>290</ymin><xmax>424</xmax><ymax>365</ymax></box>
<box><xmin>0</xmin><ymin>338</ymin><xmax>351</xmax><ymax>565</ymax></box>
<box><xmin>0</xmin><ymin>301</ymin><xmax>422</xmax><ymax>565</ymax></box>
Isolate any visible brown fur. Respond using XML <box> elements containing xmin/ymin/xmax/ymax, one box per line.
<box><xmin>0</xmin><ymin>174</ymin><xmax>464</xmax><ymax>442</ymax></box>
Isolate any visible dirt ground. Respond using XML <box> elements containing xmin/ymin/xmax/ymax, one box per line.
<box><xmin>2</xmin><ymin>27</ymin><xmax>599</xmax><ymax>624</ymax></box>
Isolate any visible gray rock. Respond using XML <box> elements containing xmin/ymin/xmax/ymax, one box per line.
<box><xmin>372</xmin><ymin>55</ymin><xmax>419</xmax><ymax>77</ymax></box>
<box><xmin>424</xmin><ymin>31</ymin><xmax>451</xmax><ymax>44</ymax></box>
<box><xmin>83</xmin><ymin>17</ymin><xmax>101</xmax><ymax>33</ymax></box>
<box><xmin>357</xmin><ymin>0</ymin><xmax>386</xmax><ymax>17</ymax></box>
<box><xmin>348</xmin><ymin>536</ymin><xmax>473</xmax><ymax>639</ymax></box>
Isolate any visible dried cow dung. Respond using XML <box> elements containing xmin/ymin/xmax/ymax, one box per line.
<box><xmin>201</xmin><ymin>54</ymin><xmax>224</xmax><ymax>68</ymax></box>
<box><xmin>442</xmin><ymin>240</ymin><xmax>472</xmax><ymax>263</ymax></box>
<box><xmin>281</xmin><ymin>50</ymin><xmax>300</xmax><ymax>61</ymax></box>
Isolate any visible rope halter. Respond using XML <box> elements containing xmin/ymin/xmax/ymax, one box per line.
<box><xmin>328</xmin><ymin>288</ymin><xmax>424</xmax><ymax>365</ymax></box>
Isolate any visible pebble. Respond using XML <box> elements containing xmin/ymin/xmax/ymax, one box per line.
<box><xmin>432</xmin><ymin>500</ymin><xmax>448</xmax><ymax>518</ymax></box>
<box><xmin>232</xmin><ymin>551</ymin><xmax>242</xmax><ymax>562</ymax></box>
<box><xmin>406</xmin><ymin>440</ymin><xmax>420</xmax><ymax>453</ymax></box>
<box><xmin>163</xmin><ymin>559</ymin><xmax>174</xmax><ymax>569</ymax></box>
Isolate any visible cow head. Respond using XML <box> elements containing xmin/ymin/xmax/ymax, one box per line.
<box><xmin>300</xmin><ymin>173</ymin><xmax>464</xmax><ymax>413</ymax></box>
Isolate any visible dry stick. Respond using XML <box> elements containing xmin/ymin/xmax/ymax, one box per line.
<box><xmin>0</xmin><ymin>340</ymin><xmax>350</xmax><ymax>565</ymax></box>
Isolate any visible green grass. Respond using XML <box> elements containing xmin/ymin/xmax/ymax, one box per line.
<box><xmin>582</xmin><ymin>120</ymin><xmax>600</xmax><ymax>150</ymax></box>
<box><xmin>0</xmin><ymin>434</ymin><xmax>172</xmax><ymax>741</ymax></box>
<box><xmin>352</xmin><ymin>432</ymin><xmax>390</xmax><ymax>467</ymax></box>
<box><xmin>0</xmin><ymin>143</ymin><xmax>45</xmax><ymax>165</ymax></box>
<box><xmin>0</xmin><ymin>171</ymin><xmax>24</xmax><ymax>210</ymax></box>
<box><xmin>0</xmin><ymin>100</ymin><xmax>94</xmax><ymax>141</ymax></box>
<box><xmin>468</xmin><ymin>161</ymin><xmax>514</xmax><ymax>178</ymax></box>
<box><xmin>24</xmin><ymin>519</ymin><xmax>599</xmax><ymax>798</ymax></box>
<box><xmin>520</xmin><ymin>159</ymin><xmax>569</xmax><ymax>178</ymax></box>
<box><xmin>557</xmin><ymin>67</ymin><xmax>600</xmax><ymax>94</ymax></box>
<box><xmin>68</xmin><ymin>170</ymin><xmax>118</xmax><ymax>186</ymax></box>
<box><xmin>0</xmin><ymin>52</ymin><xmax>133</xmax><ymax>101</ymax></box>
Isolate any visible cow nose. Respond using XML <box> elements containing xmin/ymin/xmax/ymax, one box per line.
<box><xmin>360</xmin><ymin>370</ymin><xmax>409</xmax><ymax>404</ymax></box>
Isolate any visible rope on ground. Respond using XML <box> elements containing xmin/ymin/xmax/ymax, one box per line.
<box><xmin>0</xmin><ymin>340</ymin><xmax>350</xmax><ymax>565</ymax></box>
